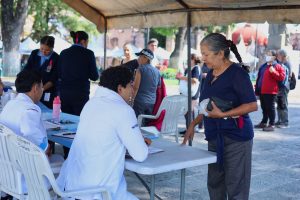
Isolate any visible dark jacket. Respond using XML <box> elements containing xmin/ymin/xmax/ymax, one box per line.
<box><xmin>58</xmin><ymin>45</ymin><xmax>99</xmax><ymax>97</ymax></box>
<box><xmin>24</xmin><ymin>49</ymin><xmax>59</xmax><ymax>108</ymax></box>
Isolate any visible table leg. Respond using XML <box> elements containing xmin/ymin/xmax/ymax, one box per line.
<box><xmin>150</xmin><ymin>175</ymin><xmax>155</xmax><ymax>200</ymax></box>
<box><xmin>180</xmin><ymin>169</ymin><xmax>186</xmax><ymax>200</ymax></box>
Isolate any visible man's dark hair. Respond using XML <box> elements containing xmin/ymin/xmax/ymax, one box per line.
<box><xmin>15</xmin><ymin>69</ymin><xmax>42</xmax><ymax>93</ymax></box>
<box><xmin>99</xmin><ymin>66</ymin><xmax>133</xmax><ymax>92</ymax></box>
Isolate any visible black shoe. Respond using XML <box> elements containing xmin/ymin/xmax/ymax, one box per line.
<box><xmin>179</xmin><ymin>130</ymin><xmax>186</xmax><ymax>135</ymax></box>
<box><xmin>254</xmin><ymin>123</ymin><xmax>267</xmax><ymax>129</ymax></box>
<box><xmin>263</xmin><ymin>125</ymin><xmax>275</xmax><ymax>132</ymax></box>
<box><xmin>1</xmin><ymin>195</ymin><xmax>13</xmax><ymax>200</ymax></box>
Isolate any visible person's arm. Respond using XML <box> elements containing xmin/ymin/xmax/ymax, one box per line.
<box><xmin>23</xmin><ymin>50</ymin><xmax>35</xmax><ymax>70</ymax></box>
<box><xmin>209</xmin><ymin>69</ymin><xmax>258</xmax><ymax>119</ymax></box>
<box><xmin>182</xmin><ymin>114</ymin><xmax>203</xmax><ymax>145</ymax></box>
<box><xmin>20</xmin><ymin>108</ymin><xmax>48</xmax><ymax>151</ymax></box>
<box><xmin>43</xmin><ymin>82</ymin><xmax>54</xmax><ymax>91</ymax></box>
<box><xmin>88</xmin><ymin>52</ymin><xmax>99</xmax><ymax>81</ymax></box>
<box><xmin>208</xmin><ymin>101</ymin><xmax>257</xmax><ymax>119</ymax></box>
<box><xmin>269</xmin><ymin>64</ymin><xmax>286</xmax><ymax>81</ymax></box>
<box><xmin>117</xmin><ymin>108</ymin><xmax>148</xmax><ymax>162</ymax></box>
<box><xmin>132</xmin><ymin>69</ymin><xmax>141</xmax><ymax>99</ymax></box>
<box><xmin>45</xmin><ymin>55</ymin><xmax>59</xmax><ymax>91</ymax></box>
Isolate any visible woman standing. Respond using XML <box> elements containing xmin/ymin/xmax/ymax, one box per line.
<box><xmin>121</xmin><ymin>43</ymin><xmax>139</xmax><ymax>75</ymax></box>
<box><xmin>183</xmin><ymin>33</ymin><xmax>257</xmax><ymax>200</ymax></box>
<box><xmin>176</xmin><ymin>53</ymin><xmax>201</xmax><ymax>130</ymax></box>
<box><xmin>24</xmin><ymin>36</ymin><xmax>59</xmax><ymax>108</ymax></box>
<box><xmin>58</xmin><ymin>31</ymin><xmax>99</xmax><ymax>116</ymax></box>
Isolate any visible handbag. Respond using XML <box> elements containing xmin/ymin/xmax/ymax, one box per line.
<box><xmin>179</xmin><ymin>79</ymin><xmax>199</xmax><ymax>96</ymax></box>
<box><xmin>206</xmin><ymin>96</ymin><xmax>234</xmax><ymax>112</ymax></box>
<box><xmin>289</xmin><ymin>72</ymin><xmax>296</xmax><ymax>90</ymax></box>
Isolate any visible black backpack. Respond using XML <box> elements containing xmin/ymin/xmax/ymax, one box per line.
<box><xmin>289</xmin><ymin>72</ymin><xmax>296</xmax><ymax>90</ymax></box>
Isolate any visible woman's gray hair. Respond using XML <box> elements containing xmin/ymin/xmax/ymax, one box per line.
<box><xmin>200</xmin><ymin>33</ymin><xmax>249</xmax><ymax>73</ymax></box>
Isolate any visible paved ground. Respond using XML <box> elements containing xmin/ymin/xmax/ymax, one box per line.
<box><xmin>125</xmin><ymin>84</ymin><xmax>300</xmax><ymax>200</ymax></box>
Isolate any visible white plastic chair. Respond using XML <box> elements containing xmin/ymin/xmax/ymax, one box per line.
<box><xmin>0</xmin><ymin>123</ymin><xmax>26</xmax><ymax>200</ymax></box>
<box><xmin>7</xmin><ymin>133</ymin><xmax>112</xmax><ymax>200</ymax></box>
<box><xmin>138</xmin><ymin>95</ymin><xmax>188</xmax><ymax>143</ymax></box>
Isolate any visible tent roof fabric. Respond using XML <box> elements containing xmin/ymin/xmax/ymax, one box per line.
<box><xmin>63</xmin><ymin>0</ymin><xmax>300</xmax><ymax>32</ymax></box>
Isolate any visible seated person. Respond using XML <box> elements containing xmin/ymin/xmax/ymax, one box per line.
<box><xmin>57</xmin><ymin>66</ymin><xmax>150</xmax><ymax>200</ymax></box>
<box><xmin>0</xmin><ymin>69</ymin><xmax>63</xmax><ymax>165</ymax></box>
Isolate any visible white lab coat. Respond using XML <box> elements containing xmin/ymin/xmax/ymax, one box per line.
<box><xmin>57</xmin><ymin>86</ymin><xmax>148</xmax><ymax>200</ymax></box>
<box><xmin>0</xmin><ymin>93</ymin><xmax>48</xmax><ymax>150</ymax></box>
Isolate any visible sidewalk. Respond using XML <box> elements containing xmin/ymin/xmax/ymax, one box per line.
<box><xmin>126</xmin><ymin>84</ymin><xmax>300</xmax><ymax>200</ymax></box>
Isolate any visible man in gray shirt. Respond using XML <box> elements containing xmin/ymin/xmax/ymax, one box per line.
<box><xmin>132</xmin><ymin>49</ymin><xmax>161</xmax><ymax>117</ymax></box>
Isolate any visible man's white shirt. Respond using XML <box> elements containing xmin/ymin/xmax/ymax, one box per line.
<box><xmin>57</xmin><ymin>86</ymin><xmax>148</xmax><ymax>200</ymax></box>
<box><xmin>0</xmin><ymin>93</ymin><xmax>48</xmax><ymax>150</ymax></box>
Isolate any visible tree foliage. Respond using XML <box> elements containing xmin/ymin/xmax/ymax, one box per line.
<box><xmin>28</xmin><ymin>0</ymin><xmax>98</xmax><ymax>41</ymax></box>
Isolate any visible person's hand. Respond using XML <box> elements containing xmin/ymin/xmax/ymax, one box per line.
<box><xmin>269</xmin><ymin>66</ymin><xmax>275</xmax><ymax>73</ymax></box>
<box><xmin>144</xmin><ymin>138</ymin><xmax>152</xmax><ymax>146</ymax></box>
<box><xmin>176</xmin><ymin>72</ymin><xmax>182</xmax><ymax>80</ymax></box>
<box><xmin>45</xmin><ymin>144</ymin><xmax>52</xmax><ymax>158</ymax></box>
<box><xmin>207</xmin><ymin>101</ymin><xmax>225</xmax><ymax>118</ymax></box>
<box><xmin>182</xmin><ymin>126</ymin><xmax>195</xmax><ymax>145</ymax></box>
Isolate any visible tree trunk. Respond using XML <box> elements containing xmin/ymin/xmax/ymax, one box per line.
<box><xmin>169</xmin><ymin>27</ymin><xmax>187</xmax><ymax>70</ymax></box>
<box><xmin>1</xmin><ymin>0</ymin><xmax>29</xmax><ymax>76</ymax></box>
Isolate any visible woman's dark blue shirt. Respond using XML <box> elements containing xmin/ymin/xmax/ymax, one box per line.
<box><xmin>58</xmin><ymin>45</ymin><xmax>99</xmax><ymax>97</ymax></box>
<box><xmin>200</xmin><ymin>63</ymin><xmax>256</xmax><ymax>142</ymax></box>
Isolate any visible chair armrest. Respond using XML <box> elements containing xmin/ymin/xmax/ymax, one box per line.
<box><xmin>60</xmin><ymin>186</ymin><xmax>111</xmax><ymax>199</ymax></box>
<box><xmin>137</xmin><ymin>114</ymin><xmax>157</xmax><ymax>127</ymax></box>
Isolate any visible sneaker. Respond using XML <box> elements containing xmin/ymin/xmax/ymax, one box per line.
<box><xmin>275</xmin><ymin>121</ymin><xmax>281</xmax><ymax>126</ymax></box>
<box><xmin>277</xmin><ymin>123</ymin><xmax>289</xmax><ymax>129</ymax></box>
<box><xmin>263</xmin><ymin>125</ymin><xmax>275</xmax><ymax>132</ymax></box>
<box><xmin>254</xmin><ymin>123</ymin><xmax>267</xmax><ymax>129</ymax></box>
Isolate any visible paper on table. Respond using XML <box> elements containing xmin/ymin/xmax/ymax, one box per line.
<box><xmin>148</xmin><ymin>146</ymin><xmax>164</xmax><ymax>154</ymax></box>
<box><xmin>43</xmin><ymin>120</ymin><xmax>60</xmax><ymax>130</ymax></box>
<box><xmin>126</xmin><ymin>146</ymin><xmax>163</xmax><ymax>159</ymax></box>
<box><xmin>52</xmin><ymin>132</ymin><xmax>76</xmax><ymax>139</ymax></box>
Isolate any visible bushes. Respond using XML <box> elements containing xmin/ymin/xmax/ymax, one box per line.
<box><xmin>160</xmin><ymin>68</ymin><xmax>177</xmax><ymax>79</ymax></box>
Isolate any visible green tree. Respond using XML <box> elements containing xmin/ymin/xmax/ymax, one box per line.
<box><xmin>1</xmin><ymin>0</ymin><xmax>29</xmax><ymax>76</ymax></box>
<box><xmin>28</xmin><ymin>0</ymin><xmax>99</xmax><ymax>41</ymax></box>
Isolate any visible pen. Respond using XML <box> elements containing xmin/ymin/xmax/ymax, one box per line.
<box><xmin>62</xmin><ymin>133</ymin><xmax>75</xmax><ymax>135</ymax></box>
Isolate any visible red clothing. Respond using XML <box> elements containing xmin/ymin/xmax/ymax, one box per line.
<box><xmin>261</xmin><ymin>63</ymin><xmax>285</xmax><ymax>94</ymax></box>
<box><xmin>147</xmin><ymin>77</ymin><xmax>167</xmax><ymax>131</ymax></box>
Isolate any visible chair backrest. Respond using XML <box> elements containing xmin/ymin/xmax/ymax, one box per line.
<box><xmin>7</xmin><ymin>133</ymin><xmax>62</xmax><ymax>200</ymax></box>
<box><xmin>157</xmin><ymin>95</ymin><xmax>188</xmax><ymax>134</ymax></box>
<box><xmin>0</xmin><ymin>123</ymin><xmax>25</xmax><ymax>199</ymax></box>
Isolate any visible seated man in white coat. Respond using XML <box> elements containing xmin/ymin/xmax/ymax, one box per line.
<box><xmin>0</xmin><ymin>69</ymin><xmax>50</xmax><ymax>152</ymax></box>
<box><xmin>57</xmin><ymin>66</ymin><xmax>149</xmax><ymax>200</ymax></box>
<box><xmin>0</xmin><ymin>69</ymin><xmax>63</xmax><ymax>196</ymax></box>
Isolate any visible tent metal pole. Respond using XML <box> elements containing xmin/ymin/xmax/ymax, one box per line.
<box><xmin>187</xmin><ymin>11</ymin><xmax>192</xmax><ymax>146</ymax></box>
<box><xmin>103</xmin><ymin>17</ymin><xmax>108</xmax><ymax>69</ymax></box>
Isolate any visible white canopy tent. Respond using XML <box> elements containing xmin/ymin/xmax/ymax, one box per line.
<box><xmin>63</xmin><ymin>0</ymin><xmax>300</xmax><ymax>145</ymax></box>
<box><xmin>19</xmin><ymin>37</ymin><xmax>39</xmax><ymax>55</ymax></box>
<box><xmin>63</xmin><ymin>0</ymin><xmax>300</xmax><ymax>32</ymax></box>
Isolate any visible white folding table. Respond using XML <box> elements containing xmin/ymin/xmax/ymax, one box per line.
<box><xmin>125</xmin><ymin>139</ymin><xmax>216</xmax><ymax>200</ymax></box>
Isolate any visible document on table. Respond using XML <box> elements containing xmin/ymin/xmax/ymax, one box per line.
<box><xmin>43</xmin><ymin>120</ymin><xmax>60</xmax><ymax>130</ymax></box>
<box><xmin>52</xmin><ymin>132</ymin><xmax>76</xmax><ymax>139</ymax></box>
<box><xmin>126</xmin><ymin>146</ymin><xmax>163</xmax><ymax>159</ymax></box>
<box><xmin>148</xmin><ymin>146</ymin><xmax>164</xmax><ymax>154</ymax></box>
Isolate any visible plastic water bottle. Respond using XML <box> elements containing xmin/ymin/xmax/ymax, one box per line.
<box><xmin>52</xmin><ymin>96</ymin><xmax>61</xmax><ymax>123</ymax></box>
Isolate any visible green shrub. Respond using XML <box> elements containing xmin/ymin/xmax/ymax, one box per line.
<box><xmin>160</xmin><ymin>68</ymin><xmax>177</xmax><ymax>79</ymax></box>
